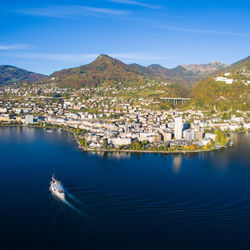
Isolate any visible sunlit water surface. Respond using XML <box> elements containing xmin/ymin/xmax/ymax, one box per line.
<box><xmin>0</xmin><ymin>127</ymin><xmax>250</xmax><ymax>250</ymax></box>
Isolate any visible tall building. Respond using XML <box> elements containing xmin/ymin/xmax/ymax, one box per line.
<box><xmin>25</xmin><ymin>115</ymin><xmax>34</xmax><ymax>124</ymax></box>
<box><xmin>183</xmin><ymin>129</ymin><xmax>196</xmax><ymax>142</ymax></box>
<box><xmin>174</xmin><ymin>117</ymin><xmax>183</xmax><ymax>140</ymax></box>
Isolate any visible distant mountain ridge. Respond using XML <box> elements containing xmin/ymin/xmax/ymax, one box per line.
<box><xmin>0</xmin><ymin>65</ymin><xmax>46</xmax><ymax>85</ymax></box>
<box><xmin>129</xmin><ymin>60</ymin><xmax>227</xmax><ymax>85</ymax></box>
<box><xmin>181</xmin><ymin>60</ymin><xmax>227</xmax><ymax>74</ymax></box>
<box><xmin>48</xmin><ymin>54</ymin><xmax>227</xmax><ymax>89</ymax></box>
<box><xmin>1</xmin><ymin>55</ymin><xmax>245</xmax><ymax>92</ymax></box>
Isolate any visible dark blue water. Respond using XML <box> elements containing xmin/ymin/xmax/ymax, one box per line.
<box><xmin>0</xmin><ymin>127</ymin><xmax>250</xmax><ymax>250</ymax></box>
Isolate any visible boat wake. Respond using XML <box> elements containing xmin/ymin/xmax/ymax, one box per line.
<box><xmin>50</xmin><ymin>188</ymin><xmax>96</xmax><ymax>221</ymax></box>
<box><xmin>62</xmin><ymin>198</ymin><xmax>83</xmax><ymax>215</ymax></box>
<box><xmin>64</xmin><ymin>193</ymin><xmax>96</xmax><ymax>221</ymax></box>
<box><xmin>65</xmin><ymin>190</ymin><xmax>84</xmax><ymax>207</ymax></box>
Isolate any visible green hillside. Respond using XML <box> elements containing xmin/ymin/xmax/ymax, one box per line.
<box><xmin>51</xmin><ymin>54</ymin><xmax>145</xmax><ymax>88</ymax></box>
<box><xmin>0</xmin><ymin>65</ymin><xmax>46</xmax><ymax>85</ymax></box>
<box><xmin>190</xmin><ymin>56</ymin><xmax>250</xmax><ymax>111</ymax></box>
<box><xmin>50</xmin><ymin>54</ymin><xmax>226</xmax><ymax>89</ymax></box>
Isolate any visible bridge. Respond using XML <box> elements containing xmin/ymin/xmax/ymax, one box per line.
<box><xmin>160</xmin><ymin>97</ymin><xmax>191</xmax><ymax>105</ymax></box>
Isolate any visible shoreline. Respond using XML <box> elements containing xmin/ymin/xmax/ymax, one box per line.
<box><xmin>77</xmin><ymin>146</ymin><xmax>218</xmax><ymax>154</ymax></box>
<box><xmin>72</xmin><ymin>129</ymin><xmax>223</xmax><ymax>155</ymax></box>
<box><xmin>0</xmin><ymin>123</ymin><xmax>230</xmax><ymax>155</ymax></box>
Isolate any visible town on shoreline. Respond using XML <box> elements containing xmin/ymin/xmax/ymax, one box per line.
<box><xmin>0</xmin><ymin>83</ymin><xmax>249</xmax><ymax>154</ymax></box>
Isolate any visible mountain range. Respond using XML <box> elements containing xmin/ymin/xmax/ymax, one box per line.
<box><xmin>130</xmin><ymin>60</ymin><xmax>227</xmax><ymax>85</ymax></box>
<box><xmin>50</xmin><ymin>54</ymin><xmax>227</xmax><ymax>88</ymax></box>
<box><xmin>0</xmin><ymin>55</ymin><xmax>227</xmax><ymax>87</ymax></box>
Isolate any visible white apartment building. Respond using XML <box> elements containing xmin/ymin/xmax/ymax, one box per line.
<box><xmin>174</xmin><ymin>117</ymin><xmax>183</xmax><ymax>140</ymax></box>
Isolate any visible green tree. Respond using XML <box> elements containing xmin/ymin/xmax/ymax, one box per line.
<box><xmin>215</xmin><ymin>131</ymin><xmax>228</xmax><ymax>146</ymax></box>
<box><xmin>102</xmin><ymin>139</ymin><xmax>108</xmax><ymax>149</ymax></box>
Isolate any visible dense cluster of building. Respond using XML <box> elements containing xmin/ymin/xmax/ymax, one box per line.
<box><xmin>0</xmin><ymin>82</ymin><xmax>249</xmax><ymax>151</ymax></box>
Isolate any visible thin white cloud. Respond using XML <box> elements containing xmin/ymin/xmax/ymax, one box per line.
<box><xmin>0</xmin><ymin>44</ymin><xmax>32</xmax><ymax>50</ymax></box>
<box><xmin>3</xmin><ymin>52</ymin><xmax>172</xmax><ymax>63</ymax></box>
<box><xmin>110</xmin><ymin>0</ymin><xmax>161</xmax><ymax>9</ymax></box>
<box><xmin>15</xmin><ymin>5</ymin><xmax>129</xmax><ymax>18</ymax></box>
<box><xmin>7</xmin><ymin>52</ymin><xmax>97</xmax><ymax>62</ymax></box>
<box><xmin>161</xmin><ymin>26</ymin><xmax>249</xmax><ymax>37</ymax></box>
<box><xmin>84</xmin><ymin>7</ymin><xmax>129</xmax><ymax>15</ymax></box>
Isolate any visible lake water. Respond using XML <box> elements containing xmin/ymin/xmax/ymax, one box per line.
<box><xmin>0</xmin><ymin>127</ymin><xmax>250</xmax><ymax>250</ymax></box>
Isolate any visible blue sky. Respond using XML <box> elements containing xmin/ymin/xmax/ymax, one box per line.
<box><xmin>0</xmin><ymin>0</ymin><xmax>249</xmax><ymax>75</ymax></box>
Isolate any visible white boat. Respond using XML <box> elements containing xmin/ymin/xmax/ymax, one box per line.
<box><xmin>50</xmin><ymin>175</ymin><xmax>65</xmax><ymax>199</ymax></box>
